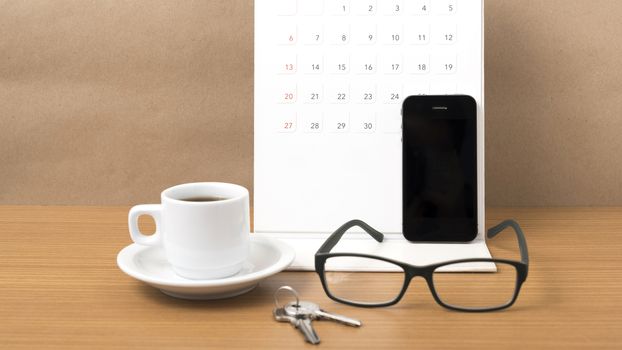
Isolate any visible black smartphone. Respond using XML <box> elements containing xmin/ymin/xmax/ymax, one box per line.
<box><xmin>402</xmin><ymin>95</ymin><xmax>478</xmax><ymax>242</ymax></box>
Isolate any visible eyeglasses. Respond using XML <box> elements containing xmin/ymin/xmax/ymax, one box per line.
<box><xmin>315</xmin><ymin>219</ymin><xmax>529</xmax><ymax>312</ymax></box>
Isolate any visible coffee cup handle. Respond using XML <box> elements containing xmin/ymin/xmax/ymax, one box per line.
<box><xmin>128</xmin><ymin>204</ymin><xmax>162</xmax><ymax>246</ymax></box>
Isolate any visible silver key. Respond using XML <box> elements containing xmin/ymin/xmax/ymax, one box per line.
<box><xmin>273</xmin><ymin>307</ymin><xmax>321</xmax><ymax>344</ymax></box>
<box><xmin>285</xmin><ymin>301</ymin><xmax>362</xmax><ymax>327</ymax></box>
<box><xmin>273</xmin><ymin>286</ymin><xmax>321</xmax><ymax>345</ymax></box>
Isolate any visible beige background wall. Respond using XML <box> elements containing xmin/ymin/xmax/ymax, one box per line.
<box><xmin>1</xmin><ymin>0</ymin><xmax>621</xmax><ymax>206</ymax></box>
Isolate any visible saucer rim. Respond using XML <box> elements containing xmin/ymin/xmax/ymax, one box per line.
<box><xmin>116</xmin><ymin>236</ymin><xmax>295</xmax><ymax>288</ymax></box>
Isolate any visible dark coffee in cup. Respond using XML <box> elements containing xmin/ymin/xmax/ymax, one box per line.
<box><xmin>180</xmin><ymin>196</ymin><xmax>227</xmax><ymax>202</ymax></box>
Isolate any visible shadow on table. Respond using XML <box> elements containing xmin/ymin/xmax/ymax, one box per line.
<box><xmin>134</xmin><ymin>281</ymin><xmax>290</xmax><ymax>309</ymax></box>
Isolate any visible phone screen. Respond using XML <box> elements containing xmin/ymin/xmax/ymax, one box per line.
<box><xmin>402</xmin><ymin>95</ymin><xmax>477</xmax><ymax>242</ymax></box>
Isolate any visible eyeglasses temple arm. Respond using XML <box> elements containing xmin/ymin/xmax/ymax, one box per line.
<box><xmin>317</xmin><ymin>219</ymin><xmax>384</xmax><ymax>254</ymax></box>
<box><xmin>486</xmin><ymin>219</ymin><xmax>529</xmax><ymax>265</ymax></box>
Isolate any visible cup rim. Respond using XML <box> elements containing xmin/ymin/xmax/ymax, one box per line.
<box><xmin>161</xmin><ymin>182</ymin><xmax>248</xmax><ymax>205</ymax></box>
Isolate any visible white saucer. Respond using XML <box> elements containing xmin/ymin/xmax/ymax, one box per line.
<box><xmin>117</xmin><ymin>236</ymin><xmax>295</xmax><ymax>300</ymax></box>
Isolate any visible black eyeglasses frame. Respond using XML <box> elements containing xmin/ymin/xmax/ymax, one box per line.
<box><xmin>314</xmin><ymin>219</ymin><xmax>529</xmax><ymax>312</ymax></box>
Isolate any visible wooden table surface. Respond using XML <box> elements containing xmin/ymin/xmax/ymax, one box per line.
<box><xmin>1</xmin><ymin>206</ymin><xmax>621</xmax><ymax>349</ymax></box>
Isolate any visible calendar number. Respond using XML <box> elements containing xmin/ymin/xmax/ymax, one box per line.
<box><xmin>329</xmin><ymin>0</ymin><xmax>349</xmax><ymax>15</ymax></box>
<box><xmin>278</xmin><ymin>82</ymin><xmax>297</xmax><ymax>103</ymax></box>
<box><xmin>276</xmin><ymin>113</ymin><xmax>297</xmax><ymax>132</ymax></box>
<box><xmin>354</xmin><ymin>24</ymin><xmax>377</xmax><ymax>44</ymax></box>
<box><xmin>301</xmin><ymin>54</ymin><xmax>323</xmax><ymax>74</ymax></box>
<box><xmin>407</xmin><ymin>54</ymin><xmax>430</xmax><ymax>75</ymax></box>
<box><xmin>439</xmin><ymin>0</ymin><xmax>457</xmax><ymax>15</ymax></box>
<box><xmin>382</xmin><ymin>0</ymin><xmax>402</xmax><ymax>15</ymax></box>
<box><xmin>326</xmin><ymin>114</ymin><xmax>349</xmax><ymax>132</ymax></box>
<box><xmin>381</xmin><ymin>54</ymin><xmax>402</xmax><ymax>74</ymax></box>
<box><xmin>326</xmin><ymin>84</ymin><xmax>349</xmax><ymax>103</ymax></box>
<box><xmin>436</xmin><ymin>24</ymin><xmax>457</xmax><ymax>44</ymax></box>
<box><xmin>379</xmin><ymin>84</ymin><xmax>402</xmax><ymax>104</ymax></box>
<box><xmin>354</xmin><ymin>1</ymin><xmax>377</xmax><ymax>15</ymax></box>
<box><xmin>411</xmin><ymin>0</ymin><xmax>430</xmax><ymax>15</ymax></box>
<box><xmin>353</xmin><ymin>113</ymin><xmax>376</xmax><ymax>132</ymax></box>
<box><xmin>338</xmin><ymin>63</ymin><xmax>347</xmax><ymax>71</ymax></box>
<box><xmin>301</xmin><ymin>83</ymin><xmax>322</xmax><ymax>103</ymax></box>
<box><xmin>301</xmin><ymin>112</ymin><xmax>322</xmax><ymax>132</ymax></box>
<box><xmin>328</xmin><ymin>24</ymin><xmax>350</xmax><ymax>44</ymax></box>
<box><xmin>278</xmin><ymin>24</ymin><xmax>297</xmax><ymax>45</ymax></box>
<box><xmin>435</xmin><ymin>56</ymin><xmax>457</xmax><ymax>74</ymax></box>
<box><xmin>302</xmin><ymin>25</ymin><xmax>323</xmax><ymax>45</ymax></box>
<box><xmin>278</xmin><ymin>54</ymin><xmax>297</xmax><ymax>74</ymax></box>
<box><xmin>354</xmin><ymin>84</ymin><xmax>376</xmax><ymax>103</ymax></box>
<box><xmin>382</xmin><ymin>25</ymin><xmax>403</xmax><ymax>44</ymax></box>
<box><xmin>408</xmin><ymin>24</ymin><xmax>430</xmax><ymax>45</ymax></box>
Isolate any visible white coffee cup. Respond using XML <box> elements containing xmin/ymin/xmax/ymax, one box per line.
<box><xmin>128</xmin><ymin>182</ymin><xmax>250</xmax><ymax>280</ymax></box>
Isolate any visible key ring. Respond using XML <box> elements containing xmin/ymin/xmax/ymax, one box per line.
<box><xmin>274</xmin><ymin>286</ymin><xmax>300</xmax><ymax>309</ymax></box>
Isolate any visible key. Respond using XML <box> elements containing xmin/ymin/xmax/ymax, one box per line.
<box><xmin>273</xmin><ymin>286</ymin><xmax>321</xmax><ymax>345</ymax></box>
<box><xmin>273</xmin><ymin>307</ymin><xmax>321</xmax><ymax>344</ymax></box>
<box><xmin>285</xmin><ymin>301</ymin><xmax>362</xmax><ymax>327</ymax></box>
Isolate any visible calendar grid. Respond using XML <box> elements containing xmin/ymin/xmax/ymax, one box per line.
<box><xmin>255</xmin><ymin>0</ymin><xmax>484</xmax><ymax>235</ymax></box>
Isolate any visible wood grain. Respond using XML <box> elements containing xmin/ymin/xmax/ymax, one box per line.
<box><xmin>1</xmin><ymin>206</ymin><xmax>621</xmax><ymax>349</ymax></box>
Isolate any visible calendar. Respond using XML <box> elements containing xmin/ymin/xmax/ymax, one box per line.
<box><xmin>254</xmin><ymin>0</ymin><xmax>490</xmax><ymax>270</ymax></box>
